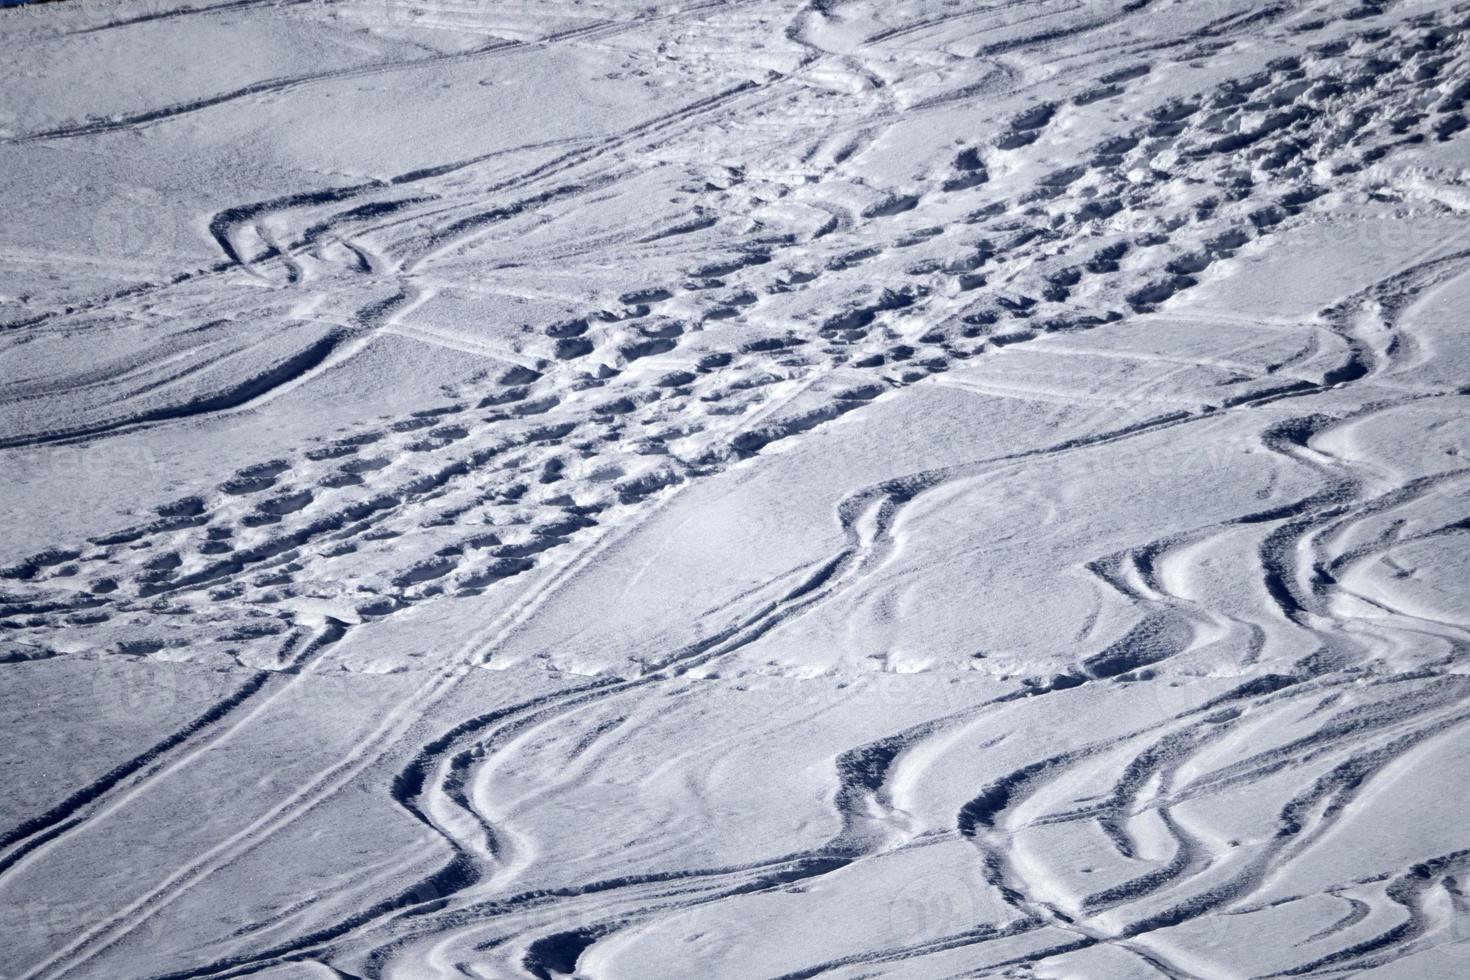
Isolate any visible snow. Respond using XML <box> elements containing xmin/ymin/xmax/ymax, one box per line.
<box><xmin>3</xmin><ymin>0</ymin><xmax>1470</xmax><ymax>976</ymax></box>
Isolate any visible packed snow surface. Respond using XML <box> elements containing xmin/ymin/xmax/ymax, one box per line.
<box><xmin>3</xmin><ymin>0</ymin><xmax>1470</xmax><ymax>977</ymax></box>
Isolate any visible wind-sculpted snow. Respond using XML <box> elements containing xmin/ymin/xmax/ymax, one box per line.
<box><xmin>3</xmin><ymin>0</ymin><xmax>1470</xmax><ymax>976</ymax></box>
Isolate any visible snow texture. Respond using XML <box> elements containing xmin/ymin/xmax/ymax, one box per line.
<box><xmin>3</xmin><ymin>0</ymin><xmax>1470</xmax><ymax>977</ymax></box>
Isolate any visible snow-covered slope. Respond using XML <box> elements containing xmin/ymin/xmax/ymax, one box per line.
<box><xmin>3</xmin><ymin>0</ymin><xmax>1470</xmax><ymax>977</ymax></box>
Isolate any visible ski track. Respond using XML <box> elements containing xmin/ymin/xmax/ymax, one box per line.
<box><xmin>5</xmin><ymin>0</ymin><xmax>1470</xmax><ymax>977</ymax></box>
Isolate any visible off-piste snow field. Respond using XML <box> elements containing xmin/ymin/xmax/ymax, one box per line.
<box><xmin>3</xmin><ymin>0</ymin><xmax>1470</xmax><ymax>977</ymax></box>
